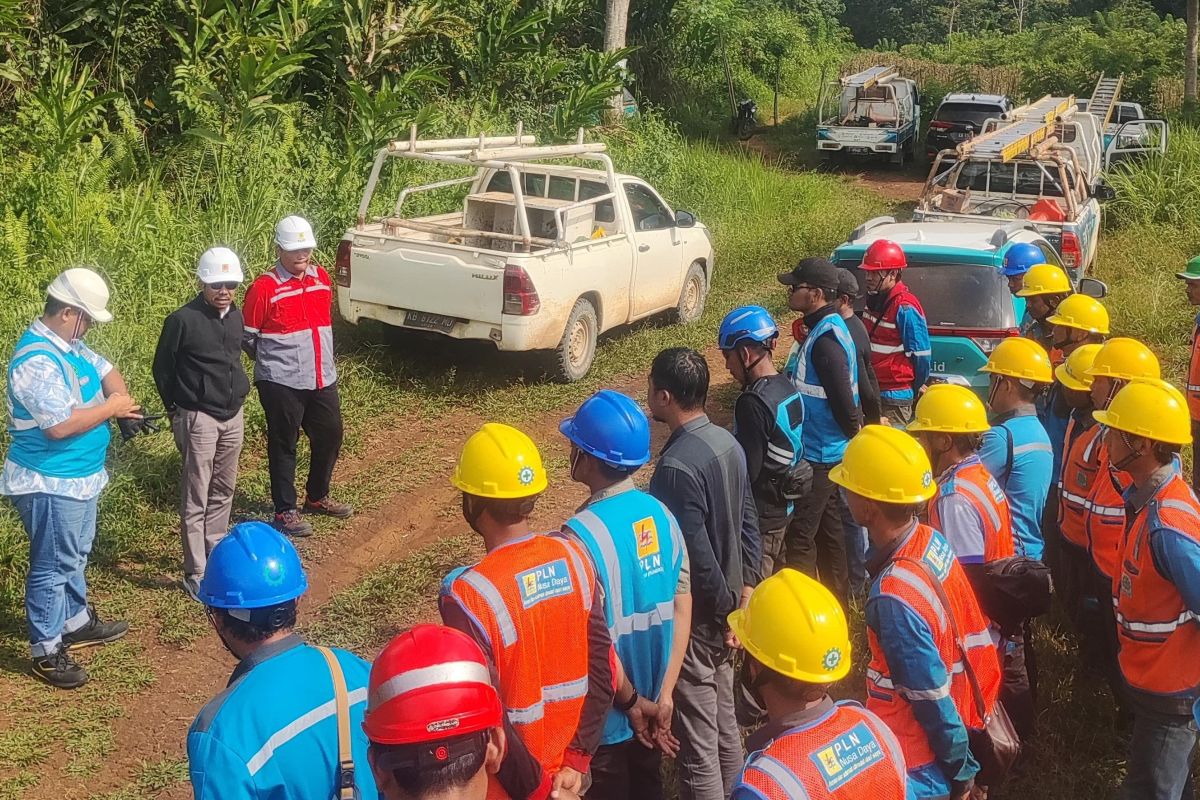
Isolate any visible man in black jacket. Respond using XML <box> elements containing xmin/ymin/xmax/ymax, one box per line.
<box><xmin>153</xmin><ymin>247</ymin><xmax>250</xmax><ymax>600</ymax></box>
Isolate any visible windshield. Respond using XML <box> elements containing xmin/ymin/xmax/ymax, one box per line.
<box><xmin>935</xmin><ymin>102</ymin><xmax>1005</xmax><ymax>130</ymax></box>
<box><xmin>841</xmin><ymin>262</ymin><xmax>1017</xmax><ymax>328</ymax></box>
<box><xmin>952</xmin><ymin>160</ymin><xmax>1071</xmax><ymax>198</ymax></box>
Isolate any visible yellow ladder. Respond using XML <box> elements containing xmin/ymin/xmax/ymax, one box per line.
<box><xmin>959</xmin><ymin>95</ymin><xmax>1075</xmax><ymax>162</ymax></box>
<box><xmin>841</xmin><ymin>65</ymin><xmax>897</xmax><ymax>90</ymax></box>
<box><xmin>1088</xmin><ymin>73</ymin><xmax>1124</xmax><ymax>126</ymax></box>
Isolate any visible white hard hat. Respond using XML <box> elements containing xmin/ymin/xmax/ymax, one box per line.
<box><xmin>47</xmin><ymin>268</ymin><xmax>113</xmax><ymax>323</ymax></box>
<box><xmin>275</xmin><ymin>216</ymin><xmax>316</xmax><ymax>252</ymax></box>
<box><xmin>197</xmin><ymin>247</ymin><xmax>245</xmax><ymax>284</ymax></box>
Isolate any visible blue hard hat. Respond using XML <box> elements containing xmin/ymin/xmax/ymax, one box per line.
<box><xmin>718</xmin><ymin>305</ymin><xmax>778</xmax><ymax>350</ymax></box>
<box><xmin>1002</xmin><ymin>243</ymin><xmax>1046</xmax><ymax>277</ymax></box>
<box><xmin>559</xmin><ymin>389</ymin><xmax>651</xmax><ymax>469</ymax></box>
<box><xmin>197</xmin><ymin>521</ymin><xmax>309</xmax><ymax>609</ymax></box>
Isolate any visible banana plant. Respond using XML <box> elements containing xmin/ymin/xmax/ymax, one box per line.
<box><xmin>29</xmin><ymin>57</ymin><xmax>119</xmax><ymax>157</ymax></box>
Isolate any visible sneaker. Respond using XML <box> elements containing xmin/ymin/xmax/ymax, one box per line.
<box><xmin>303</xmin><ymin>496</ymin><xmax>354</xmax><ymax>519</ymax></box>
<box><xmin>32</xmin><ymin>645</ymin><xmax>88</xmax><ymax>689</ymax></box>
<box><xmin>274</xmin><ymin>509</ymin><xmax>313</xmax><ymax>537</ymax></box>
<box><xmin>181</xmin><ymin>575</ymin><xmax>203</xmax><ymax>603</ymax></box>
<box><xmin>62</xmin><ymin>605</ymin><xmax>129</xmax><ymax>650</ymax></box>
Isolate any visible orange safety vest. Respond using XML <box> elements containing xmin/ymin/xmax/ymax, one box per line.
<box><xmin>929</xmin><ymin>458</ymin><xmax>1016</xmax><ymax>564</ymax></box>
<box><xmin>866</xmin><ymin>524</ymin><xmax>1002</xmax><ymax>772</ymax></box>
<box><xmin>1187</xmin><ymin>320</ymin><xmax>1200</xmax><ymax>421</ymax></box>
<box><xmin>1115</xmin><ymin>472</ymin><xmax>1200</xmax><ymax>703</ymax></box>
<box><xmin>735</xmin><ymin>702</ymin><xmax>909</xmax><ymax>800</ymax></box>
<box><xmin>445</xmin><ymin>534</ymin><xmax>596</xmax><ymax>799</ymax></box>
<box><xmin>1083</xmin><ymin>435</ymin><xmax>1132</xmax><ymax>579</ymax></box>
<box><xmin>1058</xmin><ymin>421</ymin><xmax>1104</xmax><ymax>550</ymax></box>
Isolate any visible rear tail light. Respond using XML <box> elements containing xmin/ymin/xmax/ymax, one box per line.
<box><xmin>1060</xmin><ymin>232</ymin><xmax>1083</xmax><ymax>270</ymax></box>
<box><xmin>929</xmin><ymin>120</ymin><xmax>955</xmax><ymax>130</ymax></box>
<box><xmin>335</xmin><ymin>239</ymin><xmax>352</xmax><ymax>288</ymax></box>
<box><xmin>929</xmin><ymin>326</ymin><xmax>1019</xmax><ymax>355</ymax></box>
<box><xmin>503</xmin><ymin>265</ymin><xmax>541</xmax><ymax>316</ymax></box>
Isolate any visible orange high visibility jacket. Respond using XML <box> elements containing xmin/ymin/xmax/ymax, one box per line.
<box><xmin>1084</xmin><ymin>435</ymin><xmax>1132</xmax><ymax>579</ymax></box>
<box><xmin>733</xmin><ymin>701</ymin><xmax>909</xmax><ymax>800</ymax></box>
<box><xmin>441</xmin><ymin>533</ymin><xmax>604</xmax><ymax>800</ymax></box>
<box><xmin>1187</xmin><ymin>317</ymin><xmax>1200</xmax><ymax>421</ymax></box>
<box><xmin>1115</xmin><ymin>472</ymin><xmax>1200</xmax><ymax>711</ymax></box>
<box><xmin>1058</xmin><ymin>420</ymin><xmax>1104</xmax><ymax>550</ymax></box>
<box><xmin>866</xmin><ymin>524</ymin><xmax>1002</xmax><ymax>773</ymax></box>
<box><xmin>928</xmin><ymin>456</ymin><xmax>1016</xmax><ymax>566</ymax></box>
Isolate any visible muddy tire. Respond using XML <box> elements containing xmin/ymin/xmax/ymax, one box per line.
<box><xmin>550</xmin><ymin>298</ymin><xmax>598</xmax><ymax>383</ymax></box>
<box><xmin>671</xmin><ymin>262</ymin><xmax>708</xmax><ymax>325</ymax></box>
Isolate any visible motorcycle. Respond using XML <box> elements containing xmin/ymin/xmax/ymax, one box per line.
<box><xmin>733</xmin><ymin>98</ymin><xmax>757</xmax><ymax>140</ymax></box>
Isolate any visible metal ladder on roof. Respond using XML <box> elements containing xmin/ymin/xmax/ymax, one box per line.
<box><xmin>1088</xmin><ymin>73</ymin><xmax>1124</xmax><ymax>126</ymax></box>
<box><xmin>958</xmin><ymin>95</ymin><xmax>1075</xmax><ymax>162</ymax></box>
<box><xmin>841</xmin><ymin>65</ymin><xmax>897</xmax><ymax>89</ymax></box>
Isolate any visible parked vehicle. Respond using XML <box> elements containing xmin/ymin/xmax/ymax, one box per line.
<box><xmin>832</xmin><ymin>218</ymin><xmax>1101</xmax><ymax>398</ymax></box>
<box><xmin>817</xmin><ymin>65</ymin><xmax>921</xmax><ymax>166</ymax></box>
<box><xmin>336</xmin><ymin>127</ymin><xmax>714</xmax><ymax>382</ymax></box>
<box><xmin>926</xmin><ymin>93</ymin><xmax>1013</xmax><ymax>159</ymax></box>
<box><xmin>734</xmin><ymin>98</ymin><xmax>758</xmax><ymax>140</ymax></box>
<box><xmin>1076</xmin><ymin>73</ymin><xmax>1168</xmax><ymax>166</ymax></box>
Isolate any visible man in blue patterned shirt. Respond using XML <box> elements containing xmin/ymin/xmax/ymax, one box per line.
<box><xmin>2</xmin><ymin>268</ymin><xmax>143</xmax><ymax>688</ymax></box>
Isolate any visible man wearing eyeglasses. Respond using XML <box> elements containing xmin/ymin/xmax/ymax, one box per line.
<box><xmin>154</xmin><ymin>247</ymin><xmax>251</xmax><ymax>602</ymax></box>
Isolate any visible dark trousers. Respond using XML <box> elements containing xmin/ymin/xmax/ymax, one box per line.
<box><xmin>1001</xmin><ymin>624</ymin><xmax>1038</xmax><ymax>740</ymax></box>
<box><xmin>757</xmin><ymin>505</ymin><xmax>791</xmax><ymax>578</ymax></box>
<box><xmin>257</xmin><ymin>381</ymin><xmax>344</xmax><ymax>514</ymax></box>
<box><xmin>589</xmin><ymin>738</ymin><xmax>663</xmax><ymax>800</ymax></box>
<box><xmin>1121</xmin><ymin>707</ymin><xmax>1198</xmax><ymax>800</ymax></box>
<box><xmin>880</xmin><ymin>399</ymin><xmax>914</xmax><ymax>426</ymax></box>
<box><xmin>784</xmin><ymin>462</ymin><xmax>848</xmax><ymax>604</ymax></box>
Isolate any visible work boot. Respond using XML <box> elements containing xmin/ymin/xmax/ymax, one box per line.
<box><xmin>63</xmin><ymin>605</ymin><xmax>129</xmax><ymax>650</ymax></box>
<box><xmin>31</xmin><ymin>644</ymin><xmax>88</xmax><ymax>689</ymax></box>
<box><xmin>303</xmin><ymin>495</ymin><xmax>353</xmax><ymax>519</ymax></box>
<box><xmin>274</xmin><ymin>509</ymin><xmax>313</xmax><ymax>537</ymax></box>
<box><xmin>181</xmin><ymin>575</ymin><xmax>203</xmax><ymax>603</ymax></box>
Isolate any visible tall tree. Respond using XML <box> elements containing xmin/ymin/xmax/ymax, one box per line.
<box><xmin>604</xmin><ymin>0</ymin><xmax>631</xmax><ymax>119</ymax></box>
<box><xmin>1187</xmin><ymin>0</ymin><xmax>1197</xmax><ymax>118</ymax></box>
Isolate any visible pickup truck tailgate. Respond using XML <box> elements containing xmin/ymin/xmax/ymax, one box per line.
<box><xmin>349</xmin><ymin>235</ymin><xmax>506</xmax><ymax>324</ymax></box>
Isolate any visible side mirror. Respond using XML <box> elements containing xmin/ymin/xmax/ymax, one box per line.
<box><xmin>1093</xmin><ymin>183</ymin><xmax>1116</xmax><ymax>202</ymax></box>
<box><xmin>1078</xmin><ymin>277</ymin><xmax>1108</xmax><ymax>299</ymax></box>
<box><xmin>675</xmin><ymin>210</ymin><xmax>697</xmax><ymax>228</ymax></box>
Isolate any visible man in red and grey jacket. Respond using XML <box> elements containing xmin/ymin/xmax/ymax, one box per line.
<box><xmin>860</xmin><ymin>239</ymin><xmax>931</xmax><ymax>426</ymax></box>
<box><xmin>243</xmin><ymin>216</ymin><xmax>352</xmax><ymax>537</ymax></box>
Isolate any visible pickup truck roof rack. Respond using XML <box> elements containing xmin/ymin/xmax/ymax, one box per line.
<box><xmin>1088</xmin><ymin>73</ymin><xmax>1125</xmax><ymax>127</ymax></box>
<box><xmin>958</xmin><ymin>95</ymin><xmax>1075</xmax><ymax>162</ymax></box>
<box><xmin>841</xmin><ymin>65</ymin><xmax>897</xmax><ymax>89</ymax></box>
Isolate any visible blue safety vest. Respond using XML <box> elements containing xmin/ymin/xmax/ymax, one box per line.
<box><xmin>6</xmin><ymin>326</ymin><xmax>109</xmax><ymax>478</ymax></box>
<box><xmin>785</xmin><ymin>312</ymin><xmax>859</xmax><ymax>464</ymax></box>
<box><xmin>980</xmin><ymin>412</ymin><xmax>1053</xmax><ymax>562</ymax></box>
<box><xmin>563</xmin><ymin>485</ymin><xmax>684</xmax><ymax>745</ymax></box>
<box><xmin>187</xmin><ymin>635</ymin><xmax>378</xmax><ymax>800</ymax></box>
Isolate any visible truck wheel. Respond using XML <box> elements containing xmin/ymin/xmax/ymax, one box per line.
<box><xmin>551</xmin><ymin>298</ymin><xmax>598</xmax><ymax>383</ymax></box>
<box><xmin>671</xmin><ymin>262</ymin><xmax>708</xmax><ymax>325</ymax></box>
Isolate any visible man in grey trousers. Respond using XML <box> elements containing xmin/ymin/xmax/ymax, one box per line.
<box><xmin>153</xmin><ymin>247</ymin><xmax>250</xmax><ymax>600</ymax></box>
<box><xmin>647</xmin><ymin>347</ymin><xmax>761</xmax><ymax>800</ymax></box>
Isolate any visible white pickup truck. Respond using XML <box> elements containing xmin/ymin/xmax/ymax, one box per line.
<box><xmin>335</xmin><ymin>129</ymin><xmax>714</xmax><ymax>381</ymax></box>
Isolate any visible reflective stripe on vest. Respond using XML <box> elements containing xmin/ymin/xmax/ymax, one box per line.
<box><xmin>939</xmin><ymin>460</ymin><xmax>1016</xmax><ymax>564</ymax></box>
<box><xmin>1059</xmin><ymin>424</ymin><xmax>1103</xmax><ymax>549</ymax></box>
<box><xmin>460</xmin><ymin>571</ymin><xmax>518</xmax><ymax>648</ymax></box>
<box><xmin>1085</xmin><ymin>437</ymin><xmax>1129</xmax><ymax>578</ymax></box>
<box><xmin>506</xmin><ymin>675</ymin><xmax>590</xmax><ymax>725</ymax></box>
<box><xmin>864</xmin><ymin>284</ymin><xmax>925</xmax><ymax>392</ymax></box>
<box><xmin>1115</xmin><ymin>475</ymin><xmax>1200</xmax><ymax>701</ymax></box>
<box><xmin>1188</xmin><ymin>322</ymin><xmax>1200</xmax><ymax>420</ymax></box>
<box><xmin>787</xmin><ymin>313</ymin><xmax>859</xmax><ymax>464</ymax></box>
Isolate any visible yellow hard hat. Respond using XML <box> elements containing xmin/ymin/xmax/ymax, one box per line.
<box><xmin>1085</xmin><ymin>337</ymin><xmax>1161</xmax><ymax>382</ymax></box>
<box><xmin>1093</xmin><ymin>379</ymin><xmax>1192</xmax><ymax>445</ymax></box>
<box><xmin>980</xmin><ymin>337</ymin><xmax>1053</xmax><ymax>383</ymax></box>
<box><xmin>908</xmin><ymin>384</ymin><xmax>990</xmax><ymax>434</ymax></box>
<box><xmin>830</xmin><ymin>425</ymin><xmax>936</xmax><ymax>504</ymax></box>
<box><xmin>452</xmin><ymin>423</ymin><xmax>548</xmax><ymax>499</ymax></box>
<box><xmin>1054</xmin><ymin>343</ymin><xmax>1103</xmax><ymax>391</ymax></box>
<box><xmin>727</xmin><ymin>568</ymin><xmax>850</xmax><ymax>684</ymax></box>
<box><xmin>1016</xmin><ymin>264</ymin><xmax>1072</xmax><ymax>297</ymax></box>
<box><xmin>1045</xmin><ymin>294</ymin><xmax>1110</xmax><ymax>335</ymax></box>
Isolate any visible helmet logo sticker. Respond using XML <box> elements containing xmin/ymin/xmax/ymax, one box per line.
<box><xmin>518</xmin><ymin>466</ymin><xmax>535</xmax><ymax>486</ymax></box>
<box><xmin>921</xmin><ymin>471</ymin><xmax>933</xmax><ymax>488</ymax></box>
<box><xmin>263</xmin><ymin>557</ymin><xmax>285</xmax><ymax>587</ymax></box>
<box><xmin>427</xmin><ymin>718</ymin><xmax>462</xmax><ymax>733</ymax></box>
<box><xmin>822</xmin><ymin>647</ymin><xmax>842</xmax><ymax>672</ymax></box>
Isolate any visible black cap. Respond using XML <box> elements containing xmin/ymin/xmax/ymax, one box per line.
<box><xmin>777</xmin><ymin>257</ymin><xmax>839</xmax><ymax>292</ymax></box>
<box><xmin>836</xmin><ymin>268</ymin><xmax>860</xmax><ymax>300</ymax></box>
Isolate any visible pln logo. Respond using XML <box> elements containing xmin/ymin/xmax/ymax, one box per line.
<box><xmin>522</xmin><ymin>572</ymin><xmax>539</xmax><ymax>596</ymax></box>
<box><xmin>634</xmin><ymin>517</ymin><xmax>660</xmax><ymax>560</ymax></box>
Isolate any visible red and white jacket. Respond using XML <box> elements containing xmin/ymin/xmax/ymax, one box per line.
<box><xmin>242</xmin><ymin>264</ymin><xmax>337</xmax><ymax>390</ymax></box>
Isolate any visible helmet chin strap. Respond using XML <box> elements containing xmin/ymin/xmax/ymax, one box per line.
<box><xmin>1112</xmin><ymin>430</ymin><xmax>1142</xmax><ymax>471</ymax></box>
<box><xmin>740</xmin><ymin>348</ymin><xmax>770</xmax><ymax>389</ymax></box>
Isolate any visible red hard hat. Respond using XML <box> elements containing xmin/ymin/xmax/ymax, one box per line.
<box><xmin>860</xmin><ymin>239</ymin><xmax>907</xmax><ymax>271</ymax></box>
<box><xmin>363</xmin><ymin>624</ymin><xmax>503</xmax><ymax>744</ymax></box>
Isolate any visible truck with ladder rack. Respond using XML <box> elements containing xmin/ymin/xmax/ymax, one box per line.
<box><xmin>816</xmin><ymin>65</ymin><xmax>921</xmax><ymax>166</ymax></box>
<box><xmin>914</xmin><ymin>95</ymin><xmax>1108</xmax><ymax>277</ymax></box>
<box><xmin>334</xmin><ymin>126</ymin><xmax>714</xmax><ymax>382</ymax></box>
<box><xmin>1075</xmin><ymin>73</ymin><xmax>1168</xmax><ymax>167</ymax></box>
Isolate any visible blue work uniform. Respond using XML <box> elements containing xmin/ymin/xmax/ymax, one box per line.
<box><xmin>187</xmin><ymin>634</ymin><xmax>377</xmax><ymax>800</ymax></box>
<box><xmin>563</xmin><ymin>479</ymin><xmax>685</xmax><ymax>746</ymax></box>
<box><xmin>980</xmin><ymin>406</ymin><xmax>1053</xmax><ymax>562</ymax></box>
<box><xmin>1039</xmin><ymin>382</ymin><xmax>1072</xmax><ymax>485</ymax></box>
<box><xmin>784</xmin><ymin>310</ymin><xmax>859</xmax><ymax>464</ymax></box>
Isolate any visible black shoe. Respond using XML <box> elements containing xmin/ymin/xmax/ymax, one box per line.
<box><xmin>62</xmin><ymin>605</ymin><xmax>129</xmax><ymax>650</ymax></box>
<box><xmin>32</xmin><ymin>645</ymin><xmax>88</xmax><ymax>689</ymax></box>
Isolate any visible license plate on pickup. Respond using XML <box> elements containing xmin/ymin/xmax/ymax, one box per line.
<box><xmin>404</xmin><ymin>310</ymin><xmax>458</xmax><ymax>333</ymax></box>
<box><xmin>951</xmin><ymin>132</ymin><xmax>969</xmax><ymax>141</ymax></box>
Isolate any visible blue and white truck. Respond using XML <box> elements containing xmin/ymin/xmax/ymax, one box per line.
<box><xmin>816</xmin><ymin>66</ymin><xmax>921</xmax><ymax>167</ymax></box>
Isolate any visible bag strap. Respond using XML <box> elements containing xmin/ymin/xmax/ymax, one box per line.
<box><xmin>315</xmin><ymin>646</ymin><xmax>358</xmax><ymax>800</ymax></box>
<box><xmin>892</xmin><ymin>556</ymin><xmax>989</xmax><ymax>720</ymax></box>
